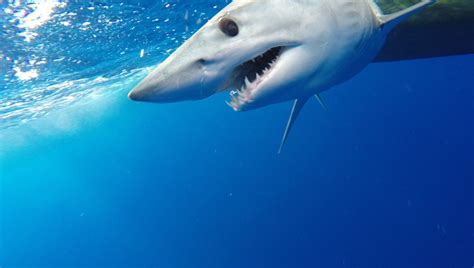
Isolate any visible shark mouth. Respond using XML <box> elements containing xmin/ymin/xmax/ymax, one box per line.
<box><xmin>224</xmin><ymin>46</ymin><xmax>283</xmax><ymax>111</ymax></box>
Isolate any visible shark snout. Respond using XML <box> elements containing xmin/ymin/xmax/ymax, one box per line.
<box><xmin>128</xmin><ymin>76</ymin><xmax>184</xmax><ymax>103</ymax></box>
<box><xmin>128</xmin><ymin>61</ymin><xmax>220</xmax><ymax>103</ymax></box>
<box><xmin>128</xmin><ymin>81</ymin><xmax>157</xmax><ymax>102</ymax></box>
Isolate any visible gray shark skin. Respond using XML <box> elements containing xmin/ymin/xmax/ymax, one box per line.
<box><xmin>128</xmin><ymin>0</ymin><xmax>435</xmax><ymax>152</ymax></box>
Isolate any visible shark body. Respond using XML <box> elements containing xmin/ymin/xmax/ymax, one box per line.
<box><xmin>129</xmin><ymin>0</ymin><xmax>435</xmax><ymax>152</ymax></box>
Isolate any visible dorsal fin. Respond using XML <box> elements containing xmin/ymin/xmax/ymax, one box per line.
<box><xmin>278</xmin><ymin>98</ymin><xmax>308</xmax><ymax>154</ymax></box>
<box><xmin>374</xmin><ymin>0</ymin><xmax>435</xmax><ymax>31</ymax></box>
<box><xmin>374</xmin><ymin>0</ymin><xmax>474</xmax><ymax>62</ymax></box>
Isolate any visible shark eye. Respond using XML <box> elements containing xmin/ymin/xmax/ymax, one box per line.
<box><xmin>219</xmin><ymin>18</ymin><xmax>239</xmax><ymax>37</ymax></box>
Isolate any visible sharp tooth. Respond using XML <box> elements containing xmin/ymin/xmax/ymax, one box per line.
<box><xmin>256</xmin><ymin>73</ymin><xmax>261</xmax><ymax>80</ymax></box>
<box><xmin>245</xmin><ymin>77</ymin><xmax>251</xmax><ymax>87</ymax></box>
<box><xmin>226</xmin><ymin>101</ymin><xmax>239</xmax><ymax>111</ymax></box>
<box><xmin>239</xmin><ymin>90</ymin><xmax>250</xmax><ymax>102</ymax></box>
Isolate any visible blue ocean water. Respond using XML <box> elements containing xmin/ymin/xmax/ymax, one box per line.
<box><xmin>0</xmin><ymin>0</ymin><xmax>473</xmax><ymax>267</ymax></box>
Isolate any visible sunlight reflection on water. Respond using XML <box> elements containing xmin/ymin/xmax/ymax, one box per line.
<box><xmin>0</xmin><ymin>0</ymin><xmax>224</xmax><ymax>130</ymax></box>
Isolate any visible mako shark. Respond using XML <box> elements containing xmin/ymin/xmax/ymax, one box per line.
<box><xmin>128</xmin><ymin>0</ymin><xmax>437</xmax><ymax>152</ymax></box>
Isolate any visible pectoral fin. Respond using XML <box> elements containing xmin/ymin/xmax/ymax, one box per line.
<box><xmin>314</xmin><ymin>94</ymin><xmax>328</xmax><ymax>111</ymax></box>
<box><xmin>278</xmin><ymin>98</ymin><xmax>308</xmax><ymax>154</ymax></box>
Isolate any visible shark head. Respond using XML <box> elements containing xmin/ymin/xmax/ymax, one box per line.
<box><xmin>129</xmin><ymin>0</ymin><xmax>329</xmax><ymax>111</ymax></box>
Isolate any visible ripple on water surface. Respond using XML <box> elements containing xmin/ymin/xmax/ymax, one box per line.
<box><xmin>0</xmin><ymin>0</ymin><xmax>225</xmax><ymax>130</ymax></box>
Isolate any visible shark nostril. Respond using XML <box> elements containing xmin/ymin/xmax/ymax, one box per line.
<box><xmin>196</xmin><ymin>59</ymin><xmax>208</xmax><ymax>69</ymax></box>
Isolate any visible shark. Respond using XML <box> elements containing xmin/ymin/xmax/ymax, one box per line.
<box><xmin>128</xmin><ymin>0</ymin><xmax>435</xmax><ymax>152</ymax></box>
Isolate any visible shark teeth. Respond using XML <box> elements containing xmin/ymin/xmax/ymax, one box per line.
<box><xmin>227</xmin><ymin>77</ymin><xmax>259</xmax><ymax>111</ymax></box>
<box><xmin>244</xmin><ymin>76</ymin><xmax>251</xmax><ymax>88</ymax></box>
<box><xmin>226</xmin><ymin>46</ymin><xmax>283</xmax><ymax>111</ymax></box>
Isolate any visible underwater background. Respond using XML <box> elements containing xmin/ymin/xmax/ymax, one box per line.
<box><xmin>0</xmin><ymin>0</ymin><xmax>473</xmax><ymax>267</ymax></box>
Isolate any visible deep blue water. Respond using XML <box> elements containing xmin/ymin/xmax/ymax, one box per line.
<box><xmin>1</xmin><ymin>1</ymin><xmax>473</xmax><ymax>267</ymax></box>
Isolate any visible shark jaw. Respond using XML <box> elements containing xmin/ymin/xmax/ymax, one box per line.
<box><xmin>224</xmin><ymin>46</ymin><xmax>285</xmax><ymax>111</ymax></box>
